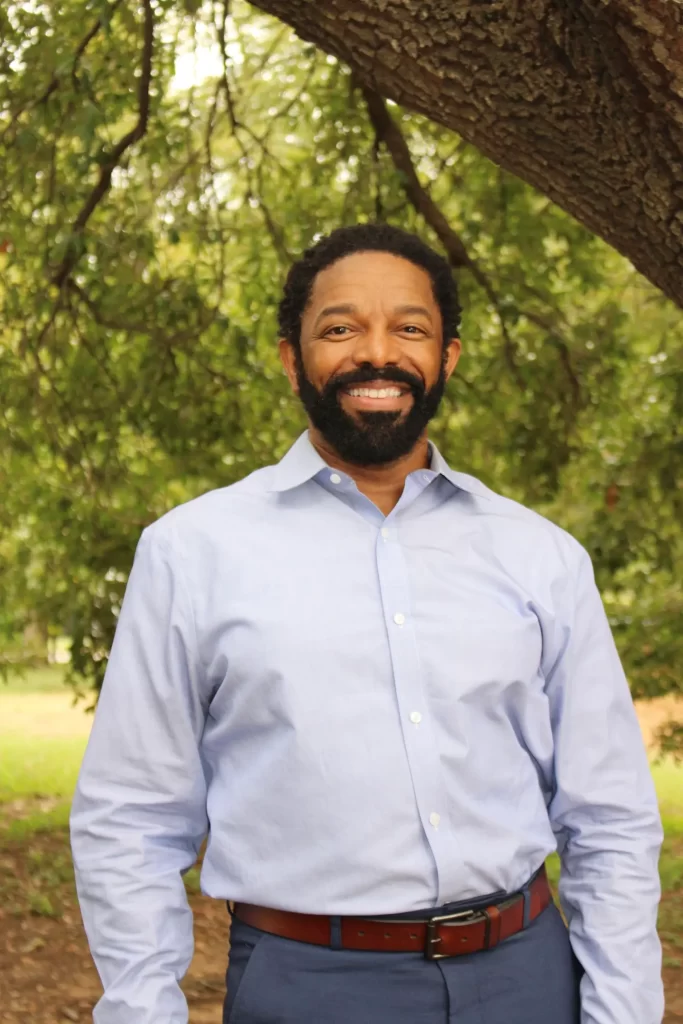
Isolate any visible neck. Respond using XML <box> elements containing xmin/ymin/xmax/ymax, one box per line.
<box><xmin>308</xmin><ymin>427</ymin><xmax>431</xmax><ymax>516</ymax></box>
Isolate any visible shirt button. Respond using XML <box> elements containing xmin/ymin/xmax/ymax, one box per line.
<box><xmin>393</xmin><ymin>612</ymin><xmax>405</xmax><ymax>626</ymax></box>
<box><xmin>410</xmin><ymin>711</ymin><xmax>422</xmax><ymax>725</ymax></box>
<box><xmin>380</xmin><ymin>527</ymin><xmax>390</xmax><ymax>539</ymax></box>
<box><xmin>422</xmin><ymin>473</ymin><xmax>431</xmax><ymax>483</ymax></box>
<box><xmin>330</xmin><ymin>473</ymin><xmax>342</xmax><ymax>484</ymax></box>
<box><xmin>429</xmin><ymin>812</ymin><xmax>441</xmax><ymax>828</ymax></box>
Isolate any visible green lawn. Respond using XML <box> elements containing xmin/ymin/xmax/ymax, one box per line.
<box><xmin>2</xmin><ymin>666</ymin><xmax>682</xmax><ymax>850</ymax></box>
<box><xmin>0</xmin><ymin>734</ymin><xmax>88</xmax><ymax>801</ymax></box>
<box><xmin>0</xmin><ymin>663</ymin><xmax>74</xmax><ymax>694</ymax></box>
<box><xmin>1</xmin><ymin>667</ymin><xmax>681</xmax><ymax>946</ymax></box>
<box><xmin>652</xmin><ymin>758</ymin><xmax>683</xmax><ymax>819</ymax></box>
<box><xmin>0</xmin><ymin>666</ymin><xmax>90</xmax><ymax>837</ymax></box>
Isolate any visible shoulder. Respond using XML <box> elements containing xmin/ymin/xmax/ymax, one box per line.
<box><xmin>449</xmin><ymin>470</ymin><xmax>589</xmax><ymax>578</ymax></box>
<box><xmin>139</xmin><ymin>463</ymin><xmax>279</xmax><ymax>557</ymax></box>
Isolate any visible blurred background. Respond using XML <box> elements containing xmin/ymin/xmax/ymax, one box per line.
<box><xmin>1</xmin><ymin>1</ymin><xmax>681</xmax><ymax>1020</ymax></box>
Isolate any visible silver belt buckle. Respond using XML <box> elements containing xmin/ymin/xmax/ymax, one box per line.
<box><xmin>424</xmin><ymin>907</ymin><xmax>484</xmax><ymax>960</ymax></box>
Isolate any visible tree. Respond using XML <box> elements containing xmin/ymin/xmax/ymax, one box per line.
<box><xmin>0</xmin><ymin>1</ymin><xmax>681</xmax><ymax>751</ymax></box>
<box><xmin>251</xmin><ymin>0</ymin><xmax>683</xmax><ymax>310</ymax></box>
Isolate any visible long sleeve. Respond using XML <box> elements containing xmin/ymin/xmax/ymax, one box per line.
<box><xmin>70</xmin><ymin>525</ymin><xmax>209</xmax><ymax>1024</ymax></box>
<box><xmin>545</xmin><ymin>546</ymin><xmax>664</xmax><ymax>1024</ymax></box>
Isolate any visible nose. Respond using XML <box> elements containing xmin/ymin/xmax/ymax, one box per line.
<box><xmin>350</xmin><ymin>319</ymin><xmax>401</xmax><ymax>369</ymax></box>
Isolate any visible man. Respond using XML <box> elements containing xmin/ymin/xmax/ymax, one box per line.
<box><xmin>71</xmin><ymin>224</ymin><xmax>663</xmax><ymax>1024</ymax></box>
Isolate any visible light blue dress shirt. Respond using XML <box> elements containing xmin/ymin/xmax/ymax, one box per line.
<box><xmin>71</xmin><ymin>430</ymin><xmax>663</xmax><ymax>1024</ymax></box>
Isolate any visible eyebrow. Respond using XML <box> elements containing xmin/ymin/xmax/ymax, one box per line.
<box><xmin>393</xmin><ymin>304</ymin><xmax>433</xmax><ymax>321</ymax></box>
<box><xmin>314</xmin><ymin>303</ymin><xmax>433</xmax><ymax>326</ymax></box>
<box><xmin>314</xmin><ymin>304</ymin><xmax>359</xmax><ymax>326</ymax></box>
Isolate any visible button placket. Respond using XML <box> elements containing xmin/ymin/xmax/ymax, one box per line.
<box><xmin>374</xmin><ymin>520</ymin><xmax>459</xmax><ymax>903</ymax></box>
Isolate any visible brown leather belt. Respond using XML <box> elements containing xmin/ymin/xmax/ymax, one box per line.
<box><xmin>234</xmin><ymin>865</ymin><xmax>550</xmax><ymax>960</ymax></box>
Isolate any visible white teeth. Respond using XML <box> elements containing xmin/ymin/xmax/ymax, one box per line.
<box><xmin>347</xmin><ymin>387</ymin><xmax>403</xmax><ymax>398</ymax></box>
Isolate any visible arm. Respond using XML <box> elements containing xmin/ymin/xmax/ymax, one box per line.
<box><xmin>70</xmin><ymin>525</ymin><xmax>209</xmax><ymax>1024</ymax></box>
<box><xmin>545</xmin><ymin>546</ymin><xmax>664</xmax><ymax>1024</ymax></box>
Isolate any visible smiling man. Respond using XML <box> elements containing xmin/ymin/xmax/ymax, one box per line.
<box><xmin>279</xmin><ymin>229</ymin><xmax>460</xmax><ymax>516</ymax></box>
<box><xmin>71</xmin><ymin>224</ymin><xmax>663</xmax><ymax>1024</ymax></box>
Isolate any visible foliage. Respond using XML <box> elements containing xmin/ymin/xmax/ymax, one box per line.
<box><xmin>0</xmin><ymin>1</ymin><xmax>681</xmax><ymax>744</ymax></box>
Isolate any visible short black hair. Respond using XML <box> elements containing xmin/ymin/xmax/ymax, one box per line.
<box><xmin>277</xmin><ymin>223</ymin><xmax>461</xmax><ymax>348</ymax></box>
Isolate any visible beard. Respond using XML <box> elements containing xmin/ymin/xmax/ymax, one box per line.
<box><xmin>293</xmin><ymin>349</ymin><xmax>448</xmax><ymax>467</ymax></box>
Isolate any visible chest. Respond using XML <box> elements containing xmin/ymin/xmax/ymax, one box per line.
<box><xmin>195</xmin><ymin>516</ymin><xmax>544</xmax><ymax>722</ymax></box>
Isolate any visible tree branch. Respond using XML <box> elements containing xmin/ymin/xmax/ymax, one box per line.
<box><xmin>51</xmin><ymin>0</ymin><xmax>154</xmax><ymax>289</ymax></box>
<box><xmin>0</xmin><ymin>79</ymin><xmax>57</xmax><ymax>146</ymax></box>
<box><xmin>521</xmin><ymin>308</ymin><xmax>581</xmax><ymax>409</ymax></box>
<box><xmin>362</xmin><ymin>87</ymin><xmax>526</xmax><ymax>388</ymax></box>
<box><xmin>0</xmin><ymin>1</ymin><xmax>123</xmax><ymax>143</ymax></box>
<box><xmin>363</xmin><ymin>88</ymin><xmax>585</xmax><ymax>404</ymax></box>
<box><xmin>213</xmin><ymin>0</ymin><xmax>290</xmax><ymax>264</ymax></box>
<box><xmin>71</xmin><ymin>1</ymin><xmax>124</xmax><ymax>89</ymax></box>
<box><xmin>67</xmin><ymin>280</ymin><xmax>215</xmax><ymax>347</ymax></box>
<box><xmin>362</xmin><ymin>88</ymin><xmax>470</xmax><ymax>268</ymax></box>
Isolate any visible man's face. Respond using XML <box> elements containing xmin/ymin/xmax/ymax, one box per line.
<box><xmin>279</xmin><ymin>251</ymin><xmax>461</xmax><ymax>466</ymax></box>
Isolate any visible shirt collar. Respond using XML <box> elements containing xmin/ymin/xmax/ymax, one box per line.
<box><xmin>427</xmin><ymin>440</ymin><xmax>488</xmax><ymax>498</ymax></box>
<box><xmin>269</xmin><ymin>430</ymin><xmax>486</xmax><ymax>499</ymax></box>
<box><xmin>269</xmin><ymin>431</ymin><xmax>330</xmax><ymax>493</ymax></box>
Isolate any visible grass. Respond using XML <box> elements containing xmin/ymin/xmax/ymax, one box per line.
<box><xmin>0</xmin><ymin>802</ymin><xmax>72</xmax><ymax>841</ymax></box>
<box><xmin>651</xmin><ymin>759</ymin><xmax>683</xmax><ymax>818</ymax></box>
<box><xmin>0</xmin><ymin>666</ymin><xmax>90</xmax><ymax>807</ymax></box>
<box><xmin>1</xmin><ymin>665</ymin><xmax>682</xmax><ymax>912</ymax></box>
<box><xmin>0</xmin><ymin>663</ymin><xmax>73</xmax><ymax>694</ymax></box>
<box><xmin>659</xmin><ymin>818</ymin><xmax>683</xmax><ymax>894</ymax></box>
<box><xmin>0</xmin><ymin>735</ymin><xmax>89</xmax><ymax>800</ymax></box>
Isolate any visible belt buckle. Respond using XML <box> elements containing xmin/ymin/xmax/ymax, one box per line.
<box><xmin>424</xmin><ymin>907</ymin><xmax>484</xmax><ymax>960</ymax></box>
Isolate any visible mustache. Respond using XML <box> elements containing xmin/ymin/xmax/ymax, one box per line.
<box><xmin>324</xmin><ymin>366</ymin><xmax>424</xmax><ymax>398</ymax></box>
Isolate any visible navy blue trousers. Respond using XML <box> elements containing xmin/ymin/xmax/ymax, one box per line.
<box><xmin>223</xmin><ymin>900</ymin><xmax>582</xmax><ymax>1023</ymax></box>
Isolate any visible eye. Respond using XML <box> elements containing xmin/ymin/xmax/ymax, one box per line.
<box><xmin>400</xmin><ymin>324</ymin><xmax>426</xmax><ymax>335</ymax></box>
<box><xmin>323</xmin><ymin>325</ymin><xmax>352</xmax><ymax>337</ymax></box>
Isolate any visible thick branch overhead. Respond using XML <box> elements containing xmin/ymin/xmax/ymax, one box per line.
<box><xmin>251</xmin><ymin>0</ymin><xmax>683</xmax><ymax>309</ymax></box>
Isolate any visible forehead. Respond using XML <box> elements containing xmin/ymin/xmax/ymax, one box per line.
<box><xmin>306</xmin><ymin>251</ymin><xmax>437</xmax><ymax>311</ymax></box>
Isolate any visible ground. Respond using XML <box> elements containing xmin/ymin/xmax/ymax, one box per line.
<box><xmin>0</xmin><ymin>827</ymin><xmax>230</xmax><ymax>1023</ymax></box>
<box><xmin>1</xmin><ymin>670</ymin><xmax>682</xmax><ymax>1022</ymax></box>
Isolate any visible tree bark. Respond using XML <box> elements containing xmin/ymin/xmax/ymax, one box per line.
<box><xmin>250</xmin><ymin>0</ymin><xmax>683</xmax><ymax>309</ymax></box>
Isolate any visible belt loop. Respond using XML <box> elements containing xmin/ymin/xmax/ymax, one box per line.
<box><xmin>329</xmin><ymin>915</ymin><xmax>342</xmax><ymax>950</ymax></box>
<box><xmin>521</xmin><ymin>871</ymin><xmax>536</xmax><ymax>928</ymax></box>
<box><xmin>483</xmin><ymin>905</ymin><xmax>502</xmax><ymax>949</ymax></box>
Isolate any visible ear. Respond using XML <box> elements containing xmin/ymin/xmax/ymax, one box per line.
<box><xmin>443</xmin><ymin>337</ymin><xmax>461</xmax><ymax>381</ymax></box>
<box><xmin>278</xmin><ymin>338</ymin><xmax>300</xmax><ymax>394</ymax></box>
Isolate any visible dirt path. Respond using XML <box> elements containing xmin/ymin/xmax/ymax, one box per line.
<box><xmin>1</xmin><ymin>830</ymin><xmax>681</xmax><ymax>1023</ymax></box>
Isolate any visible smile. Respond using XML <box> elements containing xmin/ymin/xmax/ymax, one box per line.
<box><xmin>340</xmin><ymin>378</ymin><xmax>413</xmax><ymax>408</ymax></box>
<box><xmin>345</xmin><ymin>387</ymin><xmax>405</xmax><ymax>398</ymax></box>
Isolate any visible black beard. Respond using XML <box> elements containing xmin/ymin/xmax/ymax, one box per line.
<box><xmin>293</xmin><ymin>351</ymin><xmax>448</xmax><ymax>467</ymax></box>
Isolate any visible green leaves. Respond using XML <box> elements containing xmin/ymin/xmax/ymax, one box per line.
<box><xmin>0</xmin><ymin>0</ymin><xmax>681</xmax><ymax>744</ymax></box>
